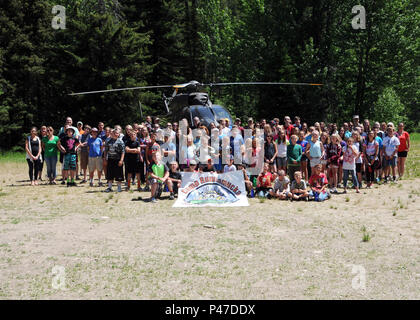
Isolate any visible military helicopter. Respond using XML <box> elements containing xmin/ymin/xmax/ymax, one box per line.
<box><xmin>69</xmin><ymin>80</ymin><xmax>322</xmax><ymax>128</ymax></box>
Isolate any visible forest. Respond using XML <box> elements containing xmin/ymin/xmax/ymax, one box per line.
<box><xmin>0</xmin><ymin>0</ymin><xmax>418</xmax><ymax>150</ymax></box>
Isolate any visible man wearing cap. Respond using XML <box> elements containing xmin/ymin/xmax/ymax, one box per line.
<box><xmin>245</xmin><ymin>118</ymin><xmax>254</xmax><ymax>131</ymax></box>
<box><xmin>77</xmin><ymin>121</ymin><xmax>84</xmax><ymax>135</ymax></box>
<box><xmin>57</xmin><ymin>127</ymin><xmax>80</xmax><ymax>186</ymax></box>
<box><xmin>86</xmin><ymin>127</ymin><xmax>103</xmax><ymax>187</ymax></box>
<box><xmin>353</xmin><ymin>115</ymin><xmax>360</xmax><ymax>128</ymax></box>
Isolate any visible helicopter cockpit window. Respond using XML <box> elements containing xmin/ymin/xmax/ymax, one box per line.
<box><xmin>190</xmin><ymin>106</ymin><xmax>216</xmax><ymax>126</ymax></box>
<box><xmin>211</xmin><ymin>105</ymin><xmax>233</xmax><ymax>127</ymax></box>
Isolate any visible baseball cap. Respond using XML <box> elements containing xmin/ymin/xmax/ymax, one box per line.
<box><xmin>66</xmin><ymin>127</ymin><xmax>75</xmax><ymax>133</ymax></box>
<box><xmin>77</xmin><ymin>121</ymin><xmax>83</xmax><ymax>126</ymax></box>
<box><xmin>353</xmin><ymin>115</ymin><xmax>359</xmax><ymax>119</ymax></box>
<box><xmin>91</xmin><ymin>127</ymin><xmax>98</xmax><ymax>132</ymax></box>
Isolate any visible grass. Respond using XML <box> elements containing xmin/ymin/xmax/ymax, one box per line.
<box><xmin>0</xmin><ymin>152</ymin><xmax>26</xmax><ymax>163</ymax></box>
<box><xmin>362</xmin><ymin>232</ymin><xmax>371</xmax><ymax>242</ymax></box>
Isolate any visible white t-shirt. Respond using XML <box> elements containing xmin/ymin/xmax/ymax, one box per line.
<box><xmin>223</xmin><ymin>164</ymin><xmax>237</xmax><ymax>173</ymax></box>
<box><xmin>342</xmin><ymin>145</ymin><xmax>357</xmax><ymax>170</ymax></box>
<box><xmin>222</xmin><ymin>127</ymin><xmax>231</xmax><ymax>136</ymax></box>
<box><xmin>353</xmin><ymin>142</ymin><xmax>362</xmax><ymax>164</ymax></box>
<box><xmin>383</xmin><ymin>136</ymin><xmax>400</xmax><ymax>157</ymax></box>
<box><xmin>277</xmin><ymin>140</ymin><xmax>288</xmax><ymax>158</ymax></box>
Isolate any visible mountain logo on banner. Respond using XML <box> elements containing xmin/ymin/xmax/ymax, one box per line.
<box><xmin>185</xmin><ymin>183</ymin><xmax>239</xmax><ymax>205</ymax></box>
<box><xmin>173</xmin><ymin>171</ymin><xmax>249</xmax><ymax>207</ymax></box>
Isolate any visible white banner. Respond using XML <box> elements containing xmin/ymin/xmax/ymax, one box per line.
<box><xmin>173</xmin><ymin>171</ymin><xmax>249</xmax><ymax>207</ymax></box>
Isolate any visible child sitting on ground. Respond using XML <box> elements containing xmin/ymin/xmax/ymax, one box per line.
<box><xmin>167</xmin><ymin>161</ymin><xmax>181</xmax><ymax>200</ymax></box>
<box><xmin>308</xmin><ymin>164</ymin><xmax>331</xmax><ymax>201</ymax></box>
<box><xmin>290</xmin><ymin>171</ymin><xmax>309</xmax><ymax>201</ymax></box>
<box><xmin>148</xmin><ymin>152</ymin><xmax>170</xmax><ymax>203</ymax></box>
<box><xmin>237</xmin><ymin>163</ymin><xmax>253</xmax><ymax>196</ymax></box>
<box><xmin>269</xmin><ymin>170</ymin><xmax>291</xmax><ymax>200</ymax></box>
<box><xmin>256</xmin><ymin>163</ymin><xmax>274</xmax><ymax>198</ymax></box>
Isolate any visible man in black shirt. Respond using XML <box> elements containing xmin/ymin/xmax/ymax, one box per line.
<box><xmin>125</xmin><ymin>130</ymin><xmax>142</xmax><ymax>191</ymax></box>
<box><xmin>167</xmin><ymin>161</ymin><xmax>181</xmax><ymax>200</ymax></box>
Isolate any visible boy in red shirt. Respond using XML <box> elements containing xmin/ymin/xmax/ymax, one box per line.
<box><xmin>256</xmin><ymin>163</ymin><xmax>275</xmax><ymax>198</ymax></box>
<box><xmin>308</xmin><ymin>164</ymin><xmax>331</xmax><ymax>201</ymax></box>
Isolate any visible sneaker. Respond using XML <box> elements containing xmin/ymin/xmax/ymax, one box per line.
<box><xmin>80</xmin><ymin>179</ymin><xmax>87</xmax><ymax>184</ymax></box>
<box><xmin>67</xmin><ymin>182</ymin><xmax>70</xmax><ymax>187</ymax></box>
<box><xmin>89</xmin><ymin>182</ymin><xmax>94</xmax><ymax>187</ymax></box>
<box><xmin>61</xmin><ymin>180</ymin><xmax>66</xmax><ymax>185</ymax></box>
<box><xmin>337</xmin><ymin>183</ymin><xmax>342</xmax><ymax>188</ymax></box>
<box><xmin>151</xmin><ymin>197</ymin><xmax>157</xmax><ymax>203</ymax></box>
<box><xmin>137</xmin><ymin>187</ymin><xmax>143</xmax><ymax>192</ymax></box>
<box><xmin>98</xmin><ymin>182</ymin><xmax>103</xmax><ymax>187</ymax></box>
<box><xmin>76</xmin><ymin>175</ymin><xmax>81</xmax><ymax>180</ymax></box>
<box><xmin>169</xmin><ymin>193</ymin><xmax>175</xmax><ymax>200</ymax></box>
<box><xmin>144</xmin><ymin>185</ymin><xmax>150</xmax><ymax>192</ymax></box>
<box><xmin>105</xmin><ymin>187</ymin><xmax>113</xmax><ymax>193</ymax></box>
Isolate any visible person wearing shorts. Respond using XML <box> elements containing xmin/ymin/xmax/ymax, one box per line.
<box><xmin>57</xmin><ymin>127</ymin><xmax>80</xmax><ymax>187</ymax></box>
<box><xmin>396</xmin><ymin>122</ymin><xmax>410</xmax><ymax>179</ymax></box>
<box><xmin>382</xmin><ymin>126</ymin><xmax>400</xmax><ymax>182</ymax></box>
<box><xmin>306</xmin><ymin>130</ymin><xmax>323</xmax><ymax>168</ymax></box>
<box><xmin>104</xmin><ymin>129</ymin><xmax>125</xmax><ymax>192</ymax></box>
<box><xmin>87</xmin><ymin>128</ymin><xmax>103</xmax><ymax>186</ymax></box>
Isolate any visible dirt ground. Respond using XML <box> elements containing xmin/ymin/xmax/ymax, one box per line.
<box><xmin>0</xmin><ymin>160</ymin><xmax>419</xmax><ymax>300</ymax></box>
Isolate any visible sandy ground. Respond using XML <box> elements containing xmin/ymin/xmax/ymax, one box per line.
<box><xmin>0</xmin><ymin>161</ymin><xmax>419</xmax><ymax>300</ymax></box>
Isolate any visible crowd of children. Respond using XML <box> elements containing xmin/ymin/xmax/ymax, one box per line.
<box><xmin>25</xmin><ymin>115</ymin><xmax>411</xmax><ymax>202</ymax></box>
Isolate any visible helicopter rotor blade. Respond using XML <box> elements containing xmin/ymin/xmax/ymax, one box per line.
<box><xmin>68</xmin><ymin>84</ymin><xmax>174</xmax><ymax>96</ymax></box>
<box><xmin>204</xmin><ymin>82</ymin><xmax>323</xmax><ymax>87</ymax></box>
<box><xmin>173</xmin><ymin>82</ymin><xmax>193</xmax><ymax>89</ymax></box>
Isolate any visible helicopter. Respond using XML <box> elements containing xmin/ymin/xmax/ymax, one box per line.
<box><xmin>69</xmin><ymin>80</ymin><xmax>322</xmax><ymax>128</ymax></box>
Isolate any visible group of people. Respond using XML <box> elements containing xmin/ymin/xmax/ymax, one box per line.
<box><xmin>25</xmin><ymin>114</ymin><xmax>410</xmax><ymax>203</ymax></box>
